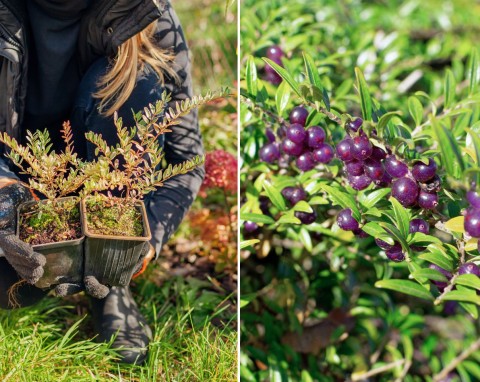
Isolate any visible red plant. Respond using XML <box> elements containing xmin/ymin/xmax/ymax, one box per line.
<box><xmin>200</xmin><ymin>149</ymin><xmax>238</xmax><ymax>196</ymax></box>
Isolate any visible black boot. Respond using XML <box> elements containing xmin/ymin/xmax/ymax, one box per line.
<box><xmin>90</xmin><ymin>286</ymin><xmax>152</xmax><ymax>365</ymax></box>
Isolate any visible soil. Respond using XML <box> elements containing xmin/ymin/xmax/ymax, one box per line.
<box><xmin>85</xmin><ymin>197</ymin><xmax>144</xmax><ymax>237</ymax></box>
<box><xmin>19</xmin><ymin>199</ymin><xmax>82</xmax><ymax>245</ymax></box>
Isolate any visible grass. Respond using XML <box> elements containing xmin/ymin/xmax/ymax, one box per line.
<box><xmin>0</xmin><ymin>266</ymin><xmax>237</xmax><ymax>381</ymax></box>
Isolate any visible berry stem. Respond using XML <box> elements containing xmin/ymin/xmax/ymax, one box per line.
<box><xmin>434</xmin><ymin>274</ymin><xmax>458</xmax><ymax>305</ymax></box>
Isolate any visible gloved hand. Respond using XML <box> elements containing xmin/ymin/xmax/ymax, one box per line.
<box><xmin>83</xmin><ymin>243</ymin><xmax>155</xmax><ymax>299</ymax></box>
<box><xmin>0</xmin><ymin>180</ymin><xmax>46</xmax><ymax>284</ymax></box>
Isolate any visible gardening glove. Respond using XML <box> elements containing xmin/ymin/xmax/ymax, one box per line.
<box><xmin>83</xmin><ymin>243</ymin><xmax>155</xmax><ymax>299</ymax></box>
<box><xmin>0</xmin><ymin>180</ymin><xmax>46</xmax><ymax>284</ymax></box>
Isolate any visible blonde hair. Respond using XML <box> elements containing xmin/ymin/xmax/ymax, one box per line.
<box><xmin>94</xmin><ymin>22</ymin><xmax>179</xmax><ymax>116</ymax></box>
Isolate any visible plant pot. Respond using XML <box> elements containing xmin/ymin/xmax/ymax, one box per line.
<box><xmin>81</xmin><ymin>198</ymin><xmax>152</xmax><ymax>287</ymax></box>
<box><xmin>17</xmin><ymin>197</ymin><xmax>84</xmax><ymax>289</ymax></box>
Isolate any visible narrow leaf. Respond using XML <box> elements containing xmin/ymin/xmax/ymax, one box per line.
<box><xmin>375</xmin><ymin>279</ymin><xmax>433</xmax><ymax>300</ymax></box>
<box><xmin>467</xmin><ymin>49</ymin><xmax>479</xmax><ymax>95</ymax></box>
<box><xmin>263</xmin><ymin>180</ymin><xmax>287</xmax><ymax>211</ymax></box>
<box><xmin>245</xmin><ymin>56</ymin><xmax>258</xmax><ymax>96</ymax></box>
<box><xmin>411</xmin><ymin>268</ymin><xmax>448</xmax><ymax>282</ymax></box>
<box><xmin>360</xmin><ymin>188</ymin><xmax>392</xmax><ymax>209</ymax></box>
<box><xmin>263</xmin><ymin>58</ymin><xmax>302</xmax><ymax>98</ymax></box>
<box><xmin>240</xmin><ymin>213</ymin><xmax>275</xmax><ymax>225</ymax></box>
<box><xmin>355</xmin><ymin>67</ymin><xmax>374</xmax><ymax>121</ymax></box>
<box><xmin>455</xmin><ymin>274</ymin><xmax>480</xmax><ymax>290</ymax></box>
<box><xmin>431</xmin><ymin>117</ymin><xmax>465</xmax><ymax>178</ymax></box>
<box><xmin>444</xmin><ymin>216</ymin><xmax>465</xmax><ymax>233</ymax></box>
<box><xmin>275</xmin><ymin>81</ymin><xmax>291</xmax><ymax>116</ymax></box>
<box><xmin>444</xmin><ymin>69</ymin><xmax>456</xmax><ymax>109</ymax></box>
<box><xmin>240</xmin><ymin>239</ymin><xmax>260</xmax><ymax>249</ymax></box>
<box><xmin>418</xmin><ymin>252</ymin><xmax>454</xmax><ymax>272</ymax></box>
<box><xmin>299</xmin><ymin>228</ymin><xmax>313</xmax><ymax>252</ymax></box>
<box><xmin>442</xmin><ymin>290</ymin><xmax>480</xmax><ymax>305</ymax></box>
<box><xmin>390</xmin><ymin>197</ymin><xmax>410</xmax><ymax>238</ymax></box>
<box><xmin>408</xmin><ymin>96</ymin><xmax>423</xmax><ymax>126</ymax></box>
<box><xmin>321</xmin><ymin>185</ymin><xmax>361</xmax><ymax>221</ymax></box>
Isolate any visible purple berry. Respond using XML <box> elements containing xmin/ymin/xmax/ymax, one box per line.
<box><xmin>412</xmin><ymin>159</ymin><xmax>437</xmax><ymax>183</ymax></box>
<box><xmin>336</xmin><ymin>139</ymin><xmax>353</xmax><ymax>162</ymax></box>
<box><xmin>375</xmin><ymin>238</ymin><xmax>394</xmax><ymax>250</ymax></box>
<box><xmin>409</xmin><ymin>218</ymin><xmax>429</xmax><ymax>234</ymax></box>
<box><xmin>353</xmin><ymin>228</ymin><xmax>369</xmax><ymax>238</ymax></box>
<box><xmin>307</xmin><ymin>126</ymin><xmax>326</xmax><ymax>148</ymax></box>
<box><xmin>386</xmin><ymin>243</ymin><xmax>405</xmax><ymax>262</ymax></box>
<box><xmin>348</xmin><ymin>174</ymin><xmax>372</xmax><ymax>191</ymax></box>
<box><xmin>351</xmin><ymin>135</ymin><xmax>373</xmax><ymax>160</ymax></box>
<box><xmin>266</xmin><ymin>45</ymin><xmax>284</xmax><ymax>61</ymax></box>
<box><xmin>429</xmin><ymin>264</ymin><xmax>453</xmax><ymax>290</ymax></box>
<box><xmin>281</xmin><ymin>187</ymin><xmax>295</xmax><ymax>201</ymax></box>
<box><xmin>265</xmin><ymin>69</ymin><xmax>282</xmax><ymax>85</ymax></box>
<box><xmin>259</xmin><ymin>143</ymin><xmax>280</xmax><ymax>163</ymax></box>
<box><xmin>346</xmin><ymin>160</ymin><xmax>364</xmax><ymax>176</ymax></box>
<box><xmin>465</xmin><ymin>208</ymin><xmax>480</xmax><ymax>238</ymax></box>
<box><xmin>418</xmin><ymin>190</ymin><xmax>438</xmax><ymax>210</ymax></box>
<box><xmin>286</xmin><ymin>123</ymin><xmax>307</xmax><ymax>144</ymax></box>
<box><xmin>289</xmin><ymin>106</ymin><xmax>309</xmax><ymax>126</ymax></box>
<box><xmin>458</xmin><ymin>263</ymin><xmax>480</xmax><ymax>276</ymax></box>
<box><xmin>266</xmin><ymin>128</ymin><xmax>276</xmax><ymax>143</ymax></box>
<box><xmin>467</xmin><ymin>190</ymin><xmax>480</xmax><ymax>208</ymax></box>
<box><xmin>374</xmin><ymin>171</ymin><xmax>393</xmax><ymax>187</ymax></box>
<box><xmin>363</xmin><ymin>159</ymin><xmax>385</xmax><ymax>181</ymax></box>
<box><xmin>346</xmin><ymin>118</ymin><xmax>363</xmax><ymax>132</ymax></box>
<box><xmin>296</xmin><ymin>152</ymin><xmax>316</xmax><ymax>171</ymax></box>
<box><xmin>384</xmin><ymin>156</ymin><xmax>408</xmax><ymax>178</ymax></box>
<box><xmin>312</xmin><ymin>143</ymin><xmax>334</xmax><ymax>164</ymax></box>
<box><xmin>282</xmin><ymin>138</ymin><xmax>304</xmax><ymax>156</ymax></box>
<box><xmin>244</xmin><ymin>221</ymin><xmax>259</xmax><ymax>233</ymax></box>
<box><xmin>371</xmin><ymin>146</ymin><xmax>387</xmax><ymax>161</ymax></box>
<box><xmin>277</xmin><ymin>125</ymin><xmax>287</xmax><ymax>139</ymax></box>
<box><xmin>443</xmin><ymin>301</ymin><xmax>458</xmax><ymax>315</ymax></box>
<box><xmin>392</xmin><ymin>177</ymin><xmax>419</xmax><ymax>207</ymax></box>
<box><xmin>290</xmin><ymin>187</ymin><xmax>307</xmax><ymax>205</ymax></box>
<box><xmin>337</xmin><ymin>208</ymin><xmax>359</xmax><ymax>231</ymax></box>
<box><xmin>295</xmin><ymin>210</ymin><xmax>317</xmax><ymax>225</ymax></box>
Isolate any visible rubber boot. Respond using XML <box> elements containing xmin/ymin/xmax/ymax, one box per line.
<box><xmin>90</xmin><ymin>286</ymin><xmax>152</xmax><ymax>365</ymax></box>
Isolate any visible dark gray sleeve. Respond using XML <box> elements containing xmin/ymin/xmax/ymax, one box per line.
<box><xmin>0</xmin><ymin>158</ymin><xmax>19</xmax><ymax>180</ymax></box>
<box><xmin>145</xmin><ymin>3</ymin><xmax>205</xmax><ymax>257</ymax></box>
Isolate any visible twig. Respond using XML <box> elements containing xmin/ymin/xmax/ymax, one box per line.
<box><xmin>242</xmin><ymin>96</ymin><xmax>287</xmax><ymax>126</ymax></box>
<box><xmin>434</xmin><ymin>274</ymin><xmax>458</xmax><ymax>305</ymax></box>
<box><xmin>351</xmin><ymin>359</ymin><xmax>405</xmax><ymax>381</ymax></box>
<box><xmin>433</xmin><ymin>338</ymin><xmax>480</xmax><ymax>382</ymax></box>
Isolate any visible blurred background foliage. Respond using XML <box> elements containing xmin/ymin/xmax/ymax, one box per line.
<box><xmin>240</xmin><ymin>0</ymin><xmax>480</xmax><ymax>381</ymax></box>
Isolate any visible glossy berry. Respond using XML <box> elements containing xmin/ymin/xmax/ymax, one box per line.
<box><xmin>307</xmin><ymin>126</ymin><xmax>326</xmax><ymax>148</ymax></box>
<box><xmin>353</xmin><ymin>228</ymin><xmax>369</xmax><ymax>238</ymax></box>
<box><xmin>375</xmin><ymin>238</ymin><xmax>394</xmax><ymax>250</ymax></box>
<box><xmin>286</xmin><ymin>123</ymin><xmax>307</xmax><ymax>144</ymax></box>
<box><xmin>392</xmin><ymin>177</ymin><xmax>419</xmax><ymax>207</ymax></box>
<box><xmin>363</xmin><ymin>159</ymin><xmax>385</xmax><ymax>181</ymax></box>
<box><xmin>429</xmin><ymin>264</ymin><xmax>453</xmax><ymax>290</ymax></box>
<box><xmin>458</xmin><ymin>263</ymin><xmax>480</xmax><ymax>276</ymax></box>
<box><xmin>265</xmin><ymin>65</ymin><xmax>282</xmax><ymax>84</ymax></box>
<box><xmin>266</xmin><ymin>45</ymin><xmax>284</xmax><ymax>61</ymax></box>
<box><xmin>346</xmin><ymin>160</ymin><xmax>364</xmax><ymax>176</ymax></box>
<box><xmin>296</xmin><ymin>152</ymin><xmax>316</xmax><ymax>171</ymax></box>
<box><xmin>351</xmin><ymin>135</ymin><xmax>373</xmax><ymax>160</ymax></box>
<box><xmin>337</xmin><ymin>208</ymin><xmax>359</xmax><ymax>231</ymax></box>
<box><xmin>244</xmin><ymin>221</ymin><xmax>259</xmax><ymax>233</ymax></box>
<box><xmin>348</xmin><ymin>174</ymin><xmax>372</xmax><ymax>191</ymax></box>
<box><xmin>412</xmin><ymin>159</ymin><xmax>437</xmax><ymax>183</ymax></box>
<box><xmin>464</xmin><ymin>208</ymin><xmax>480</xmax><ymax>238</ymax></box>
<box><xmin>346</xmin><ymin>118</ymin><xmax>363</xmax><ymax>132</ymax></box>
<box><xmin>384</xmin><ymin>156</ymin><xmax>408</xmax><ymax>178</ymax></box>
<box><xmin>467</xmin><ymin>190</ymin><xmax>480</xmax><ymax>208</ymax></box>
<box><xmin>282</xmin><ymin>138</ymin><xmax>304</xmax><ymax>156</ymax></box>
<box><xmin>336</xmin><ymin>138</ymin><xmax>353</xmax><ymax>162</ymax></box>
<box><xmin>276</xmin><ymin>125</ymin><xmax>287</xmax><ymax>139</ymax></box>
<box><xmin>289</xmin><ymin>187</ymin><xmax>307</xmax><ymax>205</ymax></box>
<box><xmin>312</xmin><ymin>143</ymin><xmax>334</xmax><ymax>164</ymax></box>
<box><xmin>370</xmin><ymin>146</ymin><xmax>387</xmax><ymax>161</ymax></box>
<box><xmin>281</xmin><ymin>187</ymin><xmax>295</xmax><ymax>202</ymax></box>
<box><xmin>409</xmin><ymin>218</ymin><xmax>429</xmax><ymax>234</ymax></box>
<box><xmin>259</xmin><ymin>143</ymin><xmax>280</xmax><ymax>163</ymax></box>
<box><xmin>386</xmin><ymin>244</ymin><xmax>405</xmax><ymax>262</ymax></box>
<box><xmin>375</xmin><ymin>171</ymin><xmax>393</xmax><ymax>187</ymax></box>
<box><xmin>266</xmin><ymin>128</ymin><xmax>276</xmax><ymax>143</ymax></box>
<box><xmin>418</xmin><ymin>190</ymin><xmax>438</xmax><ymax>210</ymax></box>
<box><xmin>289</xmin><ymin>106</ymin><xmax>309</xmax><ymax>126</ymax></box>
<box><xmin>295</xmin><ymin>210</ymin><xmax>317</xmax><ymax>225</ymax></box>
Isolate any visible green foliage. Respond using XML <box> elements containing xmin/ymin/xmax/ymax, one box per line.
<box><xmin>241</xmin><ymin>0</ymin><xmax>480</xmax><ymax>380</ymax></box>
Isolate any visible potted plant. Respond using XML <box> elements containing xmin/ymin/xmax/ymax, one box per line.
<box><xmin>81</xmin><ymin>90</ymin><xmax>224</xmax><ymax>288</ymax></box>
<box><xmin>0</xmin><ymin>123</ymin><xmax>89</xmax><ymax>289</ymax></box>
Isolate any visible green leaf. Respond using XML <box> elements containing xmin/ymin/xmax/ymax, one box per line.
<box><xmin>444</xmin><ymin>69</ymin><xmax>456</xmax><ymax>109</ymax></box>
<box><xmin>466</xmin><ymin>128</ymin><xmax>480</xmax><ymax>184</ymax></box>
<box><xmin>240</xmin><ymin>213</ymin><xmax>275</xmax><ymax>225</ymax></box>
<box><xmin>321</xmin><ymin>185</ymin><xmax>361</xmax><ymax>221</ymax></box>
<box><xmin>275</xmin><ymin>81</ymin><xmax>291</xmax><ymax>116</ymax></box>
<box><xmin>444</xmin><ymin>216</ymin><xmax>465</xmax><ymax>233</ymax></box>
<box><xmin>263</xmin><ymin>180</ymin><xmax>287</xmax><ymax>211</ymax></box>
<box><xmin>411</xmin><ymin>268</ymin><xmax>448</xmax><ymax>282</ymax></box>
<box><xmin>245</xmin><ymin>56</ymin><xmax>258</xmax><ymax>96</ymax></box>
<box><xmin>292</xmin><ymin>200</ymin><xmax>313</xmax><ymax>213</ymax></box>
<box><xmin>355</xmin><ymin>67</ymin><xmax>374</xmax><ymax>121</ymax></box>
<box><xmin>390</xmin><ymin>197</ymin><xmax>410</xmax><ymax>238</ymax></box>
<box><xmin>375</xmin><ymin>279</ymin><xmax>433</xmax><ymax>301</ymax></box>
<box><xmin>418</xmin><ymin>251</ymin><xmax>454</xmax><ymax>272</ymax></box>
<box><xmin>442</xmin><ymin>290</ymin><xmax>480</xmax><ymax>305</ymax></box>
<box><xmin>361</xmin><ymin>221</ymin><xmax>388</xmax><ymax>238</ymax></box>
<box><xmin>460</xmin><ymin>302</ymin><xmax>478</xmax><ymax>319</ymax></box>
<box><xmin>408</xmin><ymin>96</ymin><xmax>423</xmax><ymax>126</ymax></box>
<box><xmin>408</xmin><ymin>232</ymin><xmax>442</xmax><ymax>246</ymax></box>
<box><xmin>455</xmin><ymin>274</ymin><xmax>480</xmax><ymax>290</ymax></box>
<box><xmin>376</xmin><ymin>112</ymin><xmax>401</xmax><ymax>133</ymax></box>
<box><xmin>299</xmin><ymin>227</ymin><xmax>313</xmax><ymax>252</ymax></box>
<box><xmin>263</xmin><ymin>58</ymin><xmax>302</xmax><ymax>98</ymax></box>
<box><xmin>467</xmin><ymin>49</ymin><xmax>479</xmax><ymax>95</ymax></box>
<box><xmin>431</xmin><ymin>117</ymin><xmax>465</xmax><ymax>178</ymax></box>
<box><xmin>303</xmin><ymin>52</ymin><xmax>330</xmax><ymax>110</ymax></box>
<box><xmin>277</xmin><ymin>214</ymin><xmax>301</xmax><ymax>225</ymax></box>
<box><xmin>359</xmin><ymin>188</ymin><xmax>392</xmax><ymax>209</ymax></box>
<box><xmin>240</xmin><ymin>239</ymin><xmax>259</xmax><ymax>249</ymax></box>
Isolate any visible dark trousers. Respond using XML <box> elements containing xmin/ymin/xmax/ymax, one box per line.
<box><xmin>0</xmin><ymin>58</ymin><xmax>165</xmax><ymax>309</ymax></box>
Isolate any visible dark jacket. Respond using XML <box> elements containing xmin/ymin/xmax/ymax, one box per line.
<box><xmin>0</xmin><ymin>0</ymin><xmax>205</xmax><ymax>255</ymax></box>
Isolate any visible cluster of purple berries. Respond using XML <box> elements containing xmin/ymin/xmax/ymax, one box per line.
<box><xmin>259</xmin><ymin>105</ymin><xmax>334</xmax><ymax>171</ymax></box>
<box><xmin>281</xmin><ymin>186</ymin><xmax>317</xmax><ymax>224</ymax></box>
<box><xmin>464</xmin><ymin>190</ymin><xmax>480</xmax><ymax>247</ymax></box>
<box><xmin>264</xmin><ymin>45</ymin><xmax>284</xmax><ymax>85</ymax></box>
